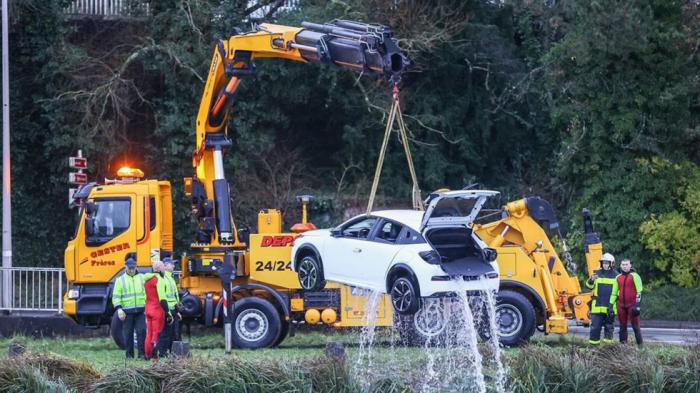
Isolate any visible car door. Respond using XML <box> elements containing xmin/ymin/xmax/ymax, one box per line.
<box><xmin>358</xmin><ymin>219</ymin><xmax>405</xmax><ymax>291</ymax></box>
<box><xmin>323</xmin><ymin>216</ymin><xmax>380</xmax><ymax>288</ymax></box>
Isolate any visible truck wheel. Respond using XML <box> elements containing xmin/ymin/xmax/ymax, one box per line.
<box><xmin>272</xmin><ymin>321</ymin><xmax>289</xmax><ymax>347</ymax></box>
<box><xmin>396</xmin><ymin>298</ymin><xmax>447</xmax><ymax>346</ymax></box>
<box><xmin>390</xmin><ymin>276</ymin><xmax>420</xmax><ymax>315</ymax></box>
<box><xmin>110</xmin><ymin>312</ymin><xmax>126</xmax><ymax>350</ymax></box>
<box><xmin>297</xmin><ymin>255</ymin><xmax>325</xmax><ymax>291</ymax></box>
<box><xmin>496</xmin><ymin>290</ymin><xmax>536</xmax><ymax>346</ymax></box>
<box><xmin>231</xmin><ymin>297</ymin><xmax>282</xmax><ymax>349</ymax></box>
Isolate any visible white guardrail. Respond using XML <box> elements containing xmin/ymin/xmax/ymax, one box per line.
<box><xmin>64</xmin><ymin>0</ymin><xmax>150</xmax><ymax>18</ymax></box>
<box><xmin>0</xmin><ymin>267</ymin><xmax>182</xmax><ymax>314</ymax></box>
<box><xmin>0</xmin><ymin>267</ymin><xmax>66</xmax><ymax>313</ymax></box>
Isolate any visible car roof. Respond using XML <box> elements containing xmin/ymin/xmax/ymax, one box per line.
<box><xmin>371</xmin><ymin>210</ymin><xmax>423</xmax><ymax>231</ymax></box>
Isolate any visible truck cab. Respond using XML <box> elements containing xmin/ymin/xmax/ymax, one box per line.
<box><xmin>63</xmin><ymin>170</ymin><xmax>173</xmax><ymax>327</ymax></box>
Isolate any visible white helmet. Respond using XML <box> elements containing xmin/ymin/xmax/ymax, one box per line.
<box><xmin>600</xmin><ymin>253</ymin><xmax>615</xmax><ymax>264</ymax></box>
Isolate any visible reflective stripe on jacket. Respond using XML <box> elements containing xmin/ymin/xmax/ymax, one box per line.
<box><xmin>111</xmin><ymin>272</ymin><xmax>146</xmax><ymax>312</ymax></box>
<box><xmin>164</xmin><ymin>271</ymin><xmax>179</xmax><ymax>309</ymax></box>
<box><xmin>586</xmin><ymin>269</ymin><xmax>618</xmax><ymax>314</ymax></box>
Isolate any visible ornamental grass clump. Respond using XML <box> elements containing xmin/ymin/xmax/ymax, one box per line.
<box><xmin>0</xmin><ymin>353</ymin><xmax>99</xmax><ymax>393</ymax></box>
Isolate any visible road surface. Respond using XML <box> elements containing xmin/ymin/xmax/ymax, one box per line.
<box><xmin>565</xmin><ymin>325</ymin><xmax>700</xmax><ymax>345</ymax></box>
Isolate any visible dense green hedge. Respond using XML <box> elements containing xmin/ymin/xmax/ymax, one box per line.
<box><xmin>643</xmin><ymin>286</ymin><xmax>700</xmax><ymax>322</ymax></box>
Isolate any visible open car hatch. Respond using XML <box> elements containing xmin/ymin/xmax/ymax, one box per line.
<box><xmin>419</xmin><ymin>190</ymin><xmax>499</xmax><ymax>231</ymax></box>
<box><xmin>419</xmin><ymin>190</ymin><xmax>500</xmax><ymax>277</ymax></box>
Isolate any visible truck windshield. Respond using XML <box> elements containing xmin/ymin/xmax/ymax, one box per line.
<box><xmin>86</xmin><ymin>199</ymin><xmax>131</xmax><ymax>246</ymax></box>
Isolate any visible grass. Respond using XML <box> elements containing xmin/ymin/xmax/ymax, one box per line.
<box><xmin>0</xmin><ymin>331</ymin><xmax>697</xmax><ymax>392</ymax></box>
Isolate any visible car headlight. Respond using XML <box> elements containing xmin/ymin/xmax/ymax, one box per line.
<box><xmin>67</xmin><ymin>288</ymin><xmax>80</xmax><ymax>300</ymax></box>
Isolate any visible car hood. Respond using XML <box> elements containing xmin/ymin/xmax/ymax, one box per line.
<box><xmin>298</xmin><ymin>229</ymin><xmax>330</xmax><ymax>237</ymax></box>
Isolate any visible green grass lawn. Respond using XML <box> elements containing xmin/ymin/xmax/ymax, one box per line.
<box><xmin>1</xmin><ymin>330</ymin><xmax>696</xmax><ymax>393</ymax></box>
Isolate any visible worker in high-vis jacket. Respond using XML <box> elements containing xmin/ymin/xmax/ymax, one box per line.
<box><xmin>143</xmin><ymin>259</ymin><xmax>168</xmax><ymax>360</ymax></box>
<box><xmin>616</xmin><ymin>258</ymin><xmax>643</xmax><ymax>345</ymax></box>
<box><xmin>585</xmin><ymin>253</ymin><xmax>619</xmax><ymax>346</ymax></box>
<box><xmin>111</xmin><ymin>257</ymin><xmax>146</xmax><ymax>359</ymax></box>
<box><xmin>156</xmin><ymin>257</ymin><xmax>180</xmax><ymax>356</ymax></box>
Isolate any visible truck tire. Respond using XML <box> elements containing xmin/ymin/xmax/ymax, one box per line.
<box><xmin>396</xmin><ymin>299</ymin><xmax>448</xmax><ymax>346</ymax></box>
<box><xmin>272</xmin><ymin>321</ymin><xmax>289</xmax><ymax>347</ymax></box>
<box><xmin>297</xmin><ymin>255</ymin><xmax>325</xmax><ymax>291</ymax></box>
<box><xmin>231</xmin><ymin>297</ymin><xmax>282</xmax><ymax>349</ymax></box>
<box><xmin>495</xmin><ymin>290</ymin><xmax>536</xmax><ymax>346</ymax></box>
<box><xmin>110</xmin><ymin>312</ymin><xmax>126</xmax><ymax>350</ymax></box>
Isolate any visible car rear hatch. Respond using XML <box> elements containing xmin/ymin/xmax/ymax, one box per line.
<box><xmin>419</xmin><ymin>190</ymin><xmax>499</xmax><ymax>278</ymax></box>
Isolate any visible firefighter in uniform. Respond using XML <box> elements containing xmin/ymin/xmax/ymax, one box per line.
<box><xmin>156</xmin><ymin>257</ymin><xmax>180</xmax><ymax>356</ymax></box>
<box><xmin>111</xmin><ymin>257</ymin><xmax>146</xmax><ymax>359</ymax></box>
<box><xmin>616</xmin><ymin>258</ymin><xmax>643</xmax><ymax>344</ymax></box>
<box><xmin>143</xmin><ymin>259</ymin><xmax>169</xmax><ymax>360</ymax></box>
<box><xmin>586</xmin><ymin>252</ymin><xmax>619</xmax><ymax>346</ymax></box>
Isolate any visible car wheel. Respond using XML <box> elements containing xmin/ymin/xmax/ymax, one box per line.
<box><xmin>110</xmin><ymin>311</ymin><xmax>126</xmax><ymax>349</ymax></box>
<box><xmin>297</xmin><ymin>254</ymin><xmax>325</xmax><ymax>291</ymax></box>
<box><xmin>396</xmin><ymin>298</ymin><xmax>448</xmax><ymax>346</ymax></box>
<box><xmin>495</xmin><ymin>290</ymin><xmax>536</xmax><ymax>346</ymax></box>
<box><xmin>231</xmin><ymin>297</ymin><xmax>282</xmax><ymax>349</ymax></box>
<box><xmin>390</xmin><ymin>276</ymin><xmax>420</xmax><ymax>315</ymax></box>
<box><xmin>272</xmin><ymin>320</ymin><xmax>289</xmax><ymax>347</ymax></box>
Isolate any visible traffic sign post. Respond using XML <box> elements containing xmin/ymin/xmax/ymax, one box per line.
<box><xmin>69</xmin><ymin>150</ymin><xmax>87</xmax><ymax>206</ymax></box>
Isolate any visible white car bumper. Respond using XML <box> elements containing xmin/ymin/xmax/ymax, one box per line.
<box><xmin>413</xmin><ymin>263</ymin><xmax>500</xmax><ymax>297</ymax></box>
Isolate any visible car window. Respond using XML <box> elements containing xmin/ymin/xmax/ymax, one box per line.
<box><xmin>342</xmin><ymin>217</ymin><xmax>377</xmax><ymax>239</ymax></box>
<box><xmin>396</xmin><ymin>227</ymin><xmax>425</xmax><ymax>244</ymax></box>
<box><xmin>375</xmin><ymin>220</ymin><xmax>403</xmax><ymax>243</ymax></box>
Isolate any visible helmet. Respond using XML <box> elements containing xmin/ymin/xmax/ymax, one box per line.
<box><xmin>162</xmin><ymin>257</ymin><xmax>175</xmax><ymax>266</ymax></box>
<box><xmin>600</xmin><ymin>253</ymin><xmax>615</xmax><ymax>269</ymax></box>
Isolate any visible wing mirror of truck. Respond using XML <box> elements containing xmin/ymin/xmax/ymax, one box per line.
<box><xmin>85</xmin><ymin>217</ymin><xmax>96</xmax><ymax>237</ymax></box>
<box><xmin>86</xmin><ymin>201</ymin><xmax>98</xmax><ymax>215</ymax></box>
<box><xmin>483</xmin><ymin>247</ymin><xmax>498</xmax><ymax>262</ymax></box>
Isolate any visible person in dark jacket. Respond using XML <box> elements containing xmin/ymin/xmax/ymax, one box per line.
<box><xmin>586</xmin><ymin>253</ymin><xmax>618</xmax><ymax>346</ymax></box>
<box><xmin>616</xmin><ymin>258</ymin><xmax>643</xmax><ymax>345</ymax></box>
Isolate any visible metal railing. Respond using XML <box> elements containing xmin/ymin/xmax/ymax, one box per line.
<box><xmin>0</xmin><ymin>267</ymin><xmax>66</xmax><ymax>313</ymax></box>
<box><xmin>64</xmin><ymin>0</ymin><xmax>150</xmax><ymax>19</ymax></box>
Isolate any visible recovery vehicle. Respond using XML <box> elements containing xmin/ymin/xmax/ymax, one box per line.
<box><xmin>64</xmin><ymin>19</ymin><xmax>408</xmax><ymax>348</ymax></box>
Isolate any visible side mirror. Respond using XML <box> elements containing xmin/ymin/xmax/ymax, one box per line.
<box><xmin>483</xmin><ymin>248</ymin><xmax>498</xmax><ymax>262</ymax></box>
<box><xmin>86</xmin><ymin>201</ymin><xmax>98</xmax><ymax>215</ymax></box>
<box><xmin>85</xmin><ymin>217</ymin><xmax>96</xmax><ymax>237</ymax></box>
<box><xmin>330</xmin><ymin>228</ymin><xmax>342</xmax><ymax>237</ymax></box>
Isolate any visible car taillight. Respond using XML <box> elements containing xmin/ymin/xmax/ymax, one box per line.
<box><xmin>419</xmin><ymin>250</ymin><xmax>441</xmax><ymax>265</ymax></box>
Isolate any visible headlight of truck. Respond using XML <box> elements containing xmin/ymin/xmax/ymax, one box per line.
<box><xmin>67</xmin><ymin>288</ymin><xmax>80</xmax><ymax>300</ymax></box>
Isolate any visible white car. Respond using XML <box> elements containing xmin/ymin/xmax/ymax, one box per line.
<box><xmin>292</xmin><ymin>190</ymin><xmax>500</xmax><ymax>315</ymax></box>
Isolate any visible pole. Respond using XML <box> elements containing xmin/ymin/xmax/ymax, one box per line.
<box><xmin>1</xmin><ymin>0</ymin><xmax>12</xmax><ymax>310</ymax></box>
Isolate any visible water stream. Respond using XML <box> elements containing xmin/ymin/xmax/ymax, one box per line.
<box><xmin>352</xmin><ymin>279</ymin><xmax>508</xmax><ymax>393</ymax></box>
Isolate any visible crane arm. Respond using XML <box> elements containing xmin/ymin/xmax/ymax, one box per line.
<box><xmin>187</xmin><ymin>19</ymin><xmax>409</xmax><ymax>247</ymax></box>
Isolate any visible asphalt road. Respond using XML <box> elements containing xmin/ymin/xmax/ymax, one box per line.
<box><xmin>565</xmin><ymin>325</ymin><xmax>700</xmax><ymax>345</ymax></box>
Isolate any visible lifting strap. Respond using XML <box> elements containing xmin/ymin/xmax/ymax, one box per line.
<box><xmin>366</xmin><ymin>85</ymin><xmax>422</xmax><ymax>214</ymax></box>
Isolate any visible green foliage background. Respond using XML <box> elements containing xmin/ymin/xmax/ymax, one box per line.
<box><xmin>2</xmin><ymin>0</ymin><xmax>699</xmax><ymax>288</ymax></box>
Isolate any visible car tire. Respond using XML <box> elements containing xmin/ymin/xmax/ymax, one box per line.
<box><xmin>396</xmin><ymin>298</ymin><xmax>448</xmax><ymax>346</ymax></box>
<box><xmin>231</xmin><ymin>297</ymin><xmax>282</xmax><ymax>349</ymax></box>
<box><xmin>495</xmin><ymin>290</ymin><xmax>536</xmax><ymax>346</ymax></box>
<box><xmin>390</xmin><ymin>276</ymin><xmax>420</xmax><ymax>315</ymax></box>
<box><xmin>297</xmin><ymin>254</ymin><xmax>325</xmax><ymax>291</ymax></box>
<box><xmin>110</xmin><ymin>311</ymin><xmax>126</xmax><ymax>350</ymax></box>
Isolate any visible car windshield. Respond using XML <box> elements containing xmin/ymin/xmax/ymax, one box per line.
<box><xmin>430</xmin><ymin>197</ymin><xmax>477</xmax><ymax>218</ymax></box>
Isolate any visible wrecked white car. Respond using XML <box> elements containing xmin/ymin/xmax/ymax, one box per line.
<box><xmin>292</xmin><ymin>190</ymin><xmax>500</xmax><ymax>315</ymax></box>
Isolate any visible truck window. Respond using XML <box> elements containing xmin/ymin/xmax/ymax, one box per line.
<box><xmin>86</xmin><ymin>199</ymin><xmax>131</xmax><ymax>246</ymax></box>
<box><xmin>149</xmin><ymin>197</ymin><xmax>156</xmax><ymax>231</ymax></box>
